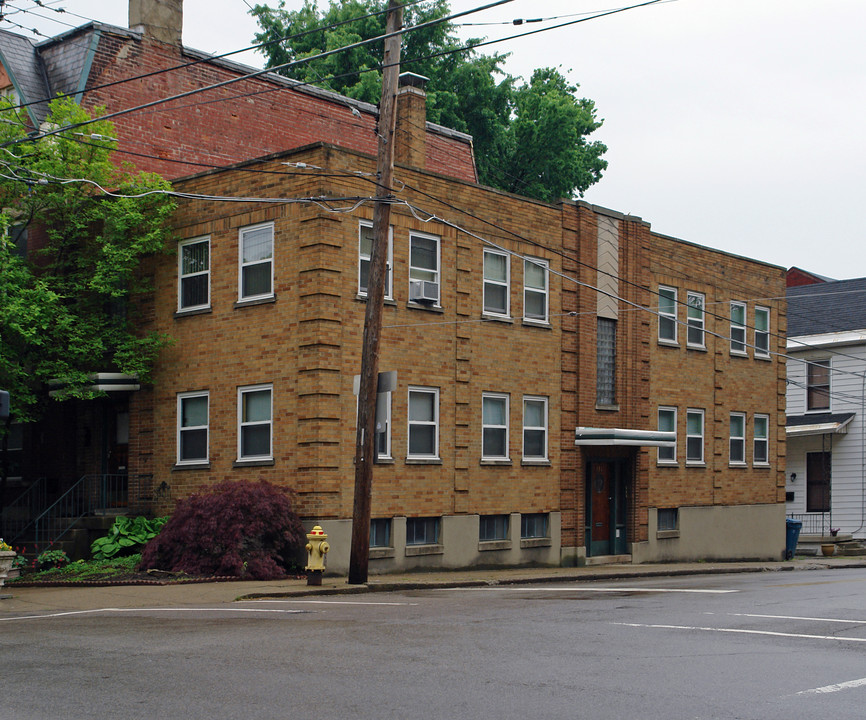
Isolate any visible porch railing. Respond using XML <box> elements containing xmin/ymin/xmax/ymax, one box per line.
<box><xmin>5</xmin><ymin>473</ymin><xmax>157</xmax><ymax>552</ymax></box>
<box><xmin>30</xmin><ymin>474</ymin><xmax>131</xmax><ymax>551</ymax></box>
<box><xmin>1</xmin><ymin>478</ymin><xmax>48</xmax><ymax>542</ymax></box>
<box><xmin>787</xmin><ymin>512</ymin><xmax>833</xmax><ymax>535</ymax></box>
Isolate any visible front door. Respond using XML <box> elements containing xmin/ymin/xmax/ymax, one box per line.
<box><xmin>585</xmin><ymin>459</ymin><xmax>629</xmax><ymax>556</ymax></box>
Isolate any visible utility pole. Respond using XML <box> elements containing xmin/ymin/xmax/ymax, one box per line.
<box><xmin>348</xmin><ymin>0</ymin><xmax>403</xmax><ymax>585</ymax></box>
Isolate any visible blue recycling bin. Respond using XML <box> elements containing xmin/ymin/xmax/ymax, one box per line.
<box><xmin>785</xmin><ymin>518</ymin><xmax>802</xmax><ymax>560</ymax></box>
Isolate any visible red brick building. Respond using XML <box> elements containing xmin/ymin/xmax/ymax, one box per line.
<box><xmin>1</xmin><ymin>1</ymin><xmax>787</xmax><ymax>569</ymax></box>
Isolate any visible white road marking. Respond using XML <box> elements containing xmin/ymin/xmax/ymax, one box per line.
<box><xmin>459</xmin><ymin>587</ymin><xmax>737</xmax><ymax>594</ymax></box>
<box><xmin>0</xmin><ymin>607</ymin><xmax>307</xmax><ymax>622</ymax></box>
<box><xmin>721</xmin><ymin>612</ymin><xmax>866</xmax><ymax>625</ymax></box>
<box><xmin>614</xmin><ymin>622</ymin><xmax>866</xmax><ymax>643</ymax></box>
<box><xmin>245</xmin><ymin>599</ymin><xmax>419</xmax><ymax>606</ymax></box>
<box><xmin>798</xmin><ymin>678</ymin><xmax>866</xmax><ymax>695</ymax></box>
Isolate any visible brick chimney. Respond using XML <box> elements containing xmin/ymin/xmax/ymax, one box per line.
<box><xmin>395</xmin><ymin>72</ymin><xmax>428</xmax><ymax>169</ymax></box>
<box><xmin>129</xmin><ymin>0</ymin><xmax>183</xmax><ymax>46</ymax></box>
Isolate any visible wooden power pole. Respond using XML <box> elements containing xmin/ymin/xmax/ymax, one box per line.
<box><xmin>348</xmin><ymin>0</ymin><xmax>404</xmax><ymax>585</ymax></box>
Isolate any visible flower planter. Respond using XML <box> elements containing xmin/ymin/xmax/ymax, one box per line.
<box><xmin>0</xmin><ymin>550</ymin><xmax>16</xmax><ymax>588</ymax></box>
<box><xmin>821</xmin><ymin>544</ymin><xmax>836</xmax><ymax>557</ymax></box>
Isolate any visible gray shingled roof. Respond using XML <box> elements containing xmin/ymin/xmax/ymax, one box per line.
<box><xmin>787</xmin><ymin>277</ymin><xmax>866</xmax><ymax>337</ymax></box>
<box><xmin>0</xmin><ymin>28</ymin><xmax>51</xmax><ymax>125</ymax></box>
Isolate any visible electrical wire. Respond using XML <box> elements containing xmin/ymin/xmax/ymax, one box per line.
<box><xmin>0</xmin><ymin>0</ymin><xmax>429</xmax><ymax>115</ymax></box>
<box><xmin>0</xmin><ymin>0</ymin><xmax>515</xmax><ymax>147</ymax></box>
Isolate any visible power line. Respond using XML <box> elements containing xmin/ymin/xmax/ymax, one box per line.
<box><xmin>0</xmin><ymin>0</ymin><xmax>515</xmax><ymax>147</ymax></box>
<box><xmin>0</xmin><ymin>0</ymin><xmax>429</xmax><ymax>115</ymax></box>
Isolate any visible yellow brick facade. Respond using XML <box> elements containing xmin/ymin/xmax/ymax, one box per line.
<box><xmin>130</xmin><ymin>142</ymin><xmax>787</xmax><ymax>571</ymax></box>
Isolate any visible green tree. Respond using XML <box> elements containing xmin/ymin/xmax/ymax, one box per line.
<box><xmin>250</xmin><ymin>0</ymin><xmax>606</xmax><ymax>200</ymax></box>
<box><xmin>0</xmin><ymin>97</ymin><xmax>176</xmax><ymax>424</ymax></box>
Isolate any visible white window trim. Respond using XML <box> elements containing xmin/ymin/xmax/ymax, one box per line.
<box><xmin>483</xmin><ymin>248</ymin><xmax>510</xmax><ymax>318</ymax></box>
<box><xmin>177</xmin><ymin>391</ymin><xmax>209</xmax><ymax>464</ymax></box>
<box><xmin>730</xmin><ymin>301</ymin><xmax>747</xmax><ymax>356</ymax></box>
<box><xmin>522</xmin><ymin>395</ymin><xmax>548</xmax><ymax>461</ymax></box>
<box><xmin>686</xmin><ymin>291</ymin><xmax>705</xmax><ymax>349</ymax></box>
<box><xmin>408</xmin><ymin>231</ymin><xmax>441</xmax><ymax>306</ymax></box>
<box><xmin>686</xmin><ymin>408</ymin><xmax>705</xmax><ymax>465</ymax></box>
<box><xmin>657</xmin><ymin>406</ymin><xmax>677</xmax><ymax>465</ymax></box>
<box><xmin>754</xmin><ymin>413</ymin><xmax>770</xmax><ymax>466</ymax></box>
<box><xmin>376</xmin><ymin>391</ymin><xmax>392</xmax><ymax>460</ymax></box>
<box><xmin>358</xmin><ymin>221</ymin><xmax>393</xmax><ymax>300</ymax></box>
<box><xmin>658</xmin><ymin>285</ymin><xmax>677</xmax><ymax>344</ymax></box>
<box><xmin>354</xmin><ymin>390</ymin><xmax>392</xmax><ymax>461</ymax></box>
<box><xmin>482</xmin><ymin>392</ymin><xmax>510</xmax><ymax>461</ymax></box>
<box><xmin>238</xmin><ymin>222</ymin><xmax>274</xmax><ymax>302</ymax></box>
<box><xmin>178</xmin><ymin>236</ymin><xmax>211</xmax><ymax>312</ymax></box>
<box><xmin>407</xmin><ymin>386</ymin><xmax>439</xmax><ymax>460</ymax></box>
<box><xmin>237</xmin><ymin>384</ymin><xmax>274</xmax><ymax>461</ymax></box>
<box><xmin>524</xmin><ymin>257</ymin><xmax>549</xmax><ymax>324</ymax></box>
<box><xmin>754</xmin><ymin>306</ymin><xmax>770</xmax><ymax>358</ymax></box>
<box><xmin>729</xmin><ymin>412</ymin><xmax>746</xmax><ymax>466</ymax></box>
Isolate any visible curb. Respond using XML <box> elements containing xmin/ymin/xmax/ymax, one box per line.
<box><xmin>235</xmin><ymin>560</ymin><xmax>862</xmax><ymax>601</ymax></box>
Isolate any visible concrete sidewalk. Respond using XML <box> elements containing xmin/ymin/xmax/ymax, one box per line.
<box><xmin>3</xmin><ymin>556</ymin><xmax>864</xmax><ymax>615</ymax></box>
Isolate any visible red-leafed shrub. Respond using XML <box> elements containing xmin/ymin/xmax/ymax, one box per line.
<box><xmin>139</xmin><ymin>480</ymin><xmax>306</xmax><ymax>579</ymax></box>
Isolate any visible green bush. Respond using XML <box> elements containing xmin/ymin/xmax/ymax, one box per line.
<box><xmin>35</xmin><ymin>549</ymin><xmax>70</xmax><ymax>570</ymax></box>
<box><xmin>91</xmin><ymin>516</ymin><xmax>169</xmax><ymax>560</ymax></box>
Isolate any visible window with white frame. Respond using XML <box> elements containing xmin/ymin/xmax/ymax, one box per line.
<box><xmin>657</xmin><ymin>406</ymin><xmax>677</xmax><ymax>464</ymax></box>
<box><xmin>358</xmin><ymin>221</ymin><xmax>393</xmax><ymax>299</ymax></box>
<box><xmin>178</xmin><ymin>237</ymin><xmax>210</xmax><ymax>311</ymax></box>
<box><xmin>238</xmin><ymin>384</ymin><xmax>273</xmax><ymax>460</ymax></box>
<box><xmin>754</xmin><ymin>414</ymin><xmax>769</xmax><ymax>465</ymax></box>
<box><xmin>523</xmin><ymin>396</ymin><xmax>548</xmax><ymax>461</ymax></box>
<box><xmin>177</xmin><ymin>392</ymin><xmax>209</xmax><ymax>463</ymax></box>
<box><xmin>658</xmin><ymin>286</ymin><xmax>677</xmax><ymax>343</ymax></box>
<box><xmin>730</xmin><ymin>301</ymin><xmax>746</xmax><ymax>354</ymax></box>
<box><xmin>482</xmin><ymin>393</ymin><xmax>509</xmax><ymax>459</ymax></box>
<box><xmin>408</xmin><ymin>387</ymin><xmax>439</xmax><ymax>458</ymax></box>
<box><xmin>409</xmin><ymin>232</ymin><xmax>440</xmax><ymax>304</ymax></box>
<box><xmin>524</xmin><ymin>258</ymin><xmax>549</xmax><ymax>323</ymax></box>
<box><xmin>730</xmin><ymin>412</ymin><xmax>746</xmax><ymax>464</ymax></box>
<box><xmin>686</xmin><ymin>409</ymin><xmax>704</xmax><ymax>464</ymax></box>
<box><xmin>754</xmin><ymin>306</ymin><xmax>770</xmax><ymax>357</ymax></box>
<box><xmin>483</xmin><ymin>249</ymin><xmax>510</xmax><ymax>316</ymax></box>
<box><xmin>238</xmin><ymin>223</ymin><xmax>274</xmax><ymax>301</ymax></box>
<box><xmin>806</xmin><ymin>359</ymin><xmax>831</xmax><ymax>411</ymax></box>
<box><xmin>376</xmin><ymin>391</ymin><xmax>391</xmax><ymax>460</ymax></box>
<box><xmin>687</xmin><ymin>292</ymin><xmax>705</xmax><ymax>347</ymax></box>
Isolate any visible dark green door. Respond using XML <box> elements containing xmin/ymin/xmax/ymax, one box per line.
<box><xmin>585</xmin><ymin>460</ymin><xmax>629</xmax><ymax>556</ymax></box>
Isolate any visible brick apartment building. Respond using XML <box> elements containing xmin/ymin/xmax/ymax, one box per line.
<box><xmin>1</xmin><ymin>0</ymin><xmax>787</xmax><ymax>570</ymax></box>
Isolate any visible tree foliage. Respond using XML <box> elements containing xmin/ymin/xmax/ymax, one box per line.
<box><xmin>250</xmin><ymin>0</ymin><xmax>607</xmax><ymax>200</ymax></box>
<box><xmin>0</xmin><ymin>98</ymin><xmax>176</xmax><ymax>423</ymax></box>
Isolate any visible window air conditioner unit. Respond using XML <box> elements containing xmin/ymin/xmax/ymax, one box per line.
<box><xmin>410</xmin><ymin>279</ymin><xmax>439</xmax><ymax>304</ymax></box>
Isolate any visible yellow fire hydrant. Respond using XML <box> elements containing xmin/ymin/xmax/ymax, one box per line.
<box><xmin>305</xmin><ymin>525</ymin><xmax>330</xmax><ymax>586</ymax></box>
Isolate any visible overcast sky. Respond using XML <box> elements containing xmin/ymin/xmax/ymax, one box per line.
<box><xmin>5</xmin><ymin>0</ymin><xmax>864</xmax><ymax>280</ymax></box>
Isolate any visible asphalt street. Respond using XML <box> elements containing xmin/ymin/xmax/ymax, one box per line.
<box><xmin>3</xmin><ymin>567</ymin><xmax>866</xmax><ymax>719</ymax></box>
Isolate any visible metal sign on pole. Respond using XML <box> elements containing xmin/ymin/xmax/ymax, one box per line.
<box><xmin>348</xmin><ymin>0</ymin><xmax>404</xmax><ymax>585</ymax></box>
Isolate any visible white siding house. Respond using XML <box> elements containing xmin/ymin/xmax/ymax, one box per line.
<box><xmin>786</xmin><ymin>277</ymin><xmax>866</xmax><ymax>537</ymax></box>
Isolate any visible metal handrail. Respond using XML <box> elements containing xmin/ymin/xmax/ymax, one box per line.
<box><xmin>2</xmin><ymin>478</ymin><xmax>48</xmax><ymax>544</ymax></box>
<box><xmin>787</xmin><ymin>512</ymin><xmax>832</xmax><ymax>535</ymax></box>
<box><xmin>30</xmin><ymin>474</ymin><xmax>129</xmax><ymax>552</ymax></box>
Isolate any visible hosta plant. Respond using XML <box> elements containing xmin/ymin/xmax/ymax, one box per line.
<box><xmin>91</xmin><ymin>516</ymin><xmax>169</xmax><ymax>560</ymax></box>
